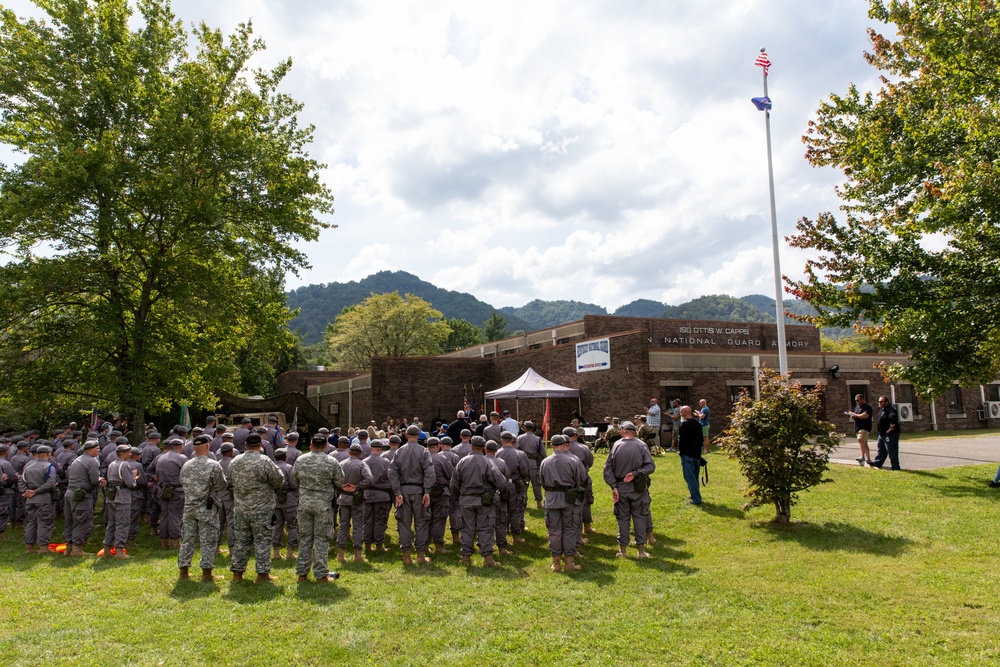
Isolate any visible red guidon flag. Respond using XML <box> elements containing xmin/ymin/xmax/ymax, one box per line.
<box><xmin>755</xmin><ymin>50</ymin><xmax>771</xmax><ymax>75</ymax></box>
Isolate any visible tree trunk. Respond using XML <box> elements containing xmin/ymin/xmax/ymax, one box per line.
<box><xmin>773</xmin><ymin>496</ymin><xmax>791</xmax><ymax>524</ymax></box>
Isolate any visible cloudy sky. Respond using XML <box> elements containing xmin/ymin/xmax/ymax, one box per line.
<box><xmin>7</xmin><ymin>0</ymin><xmax>886</xmax><ymax>310</ymax></box>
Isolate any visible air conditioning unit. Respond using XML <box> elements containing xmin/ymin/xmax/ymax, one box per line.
<box><xmin>328</xmin><ymin>403</ymin><xmax>339</xmax><ymax>415</ymax></box>
<box><xmin>897</xmin><ymin>403</ymin><xmax>914</xmax><ymax>422</ymax></box>
<box><xmin>987</xmin><ymin>401</ymin><xmax>1000</xmax><ymax>419</ymax></box>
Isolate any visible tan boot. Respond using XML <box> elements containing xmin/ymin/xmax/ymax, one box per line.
<box><xmin>178</xmin><ymin>566</ymin><xmax>190</xmax><ymax>580</ymax></box>
<box><xmin>550</xmin><ymin>555</ymin><xmax>563</xmax><ymax>572</ymax></box>
<box><xmin>272</xmin><ymin>546</ymin><xmax>282</xmax><ymax>560</ymax></box>
<box><xmin>646</xmin><ymin>531</ymin><xmax>656</xmax><ymax>546</ymax></box>
<box><xmin>114</xmin><ymin>550</ymin><xmax>130</xmax><ymax>559</ymax></box>
<box><xmin>297</xmin><ymin>575</ymin><xmax>308</xmax><ymax>583</ymax></box>
<box><xmin>512</xmin><ymin>535</ymin><xmax>525</xmax><ymax>544</ymax></box>
<box><xmin>337</xmin><ymin>548</ymin><xmax>346</xmax><ymax>563</ymax></box>
<box><xmin>460</xmin><ymin>555</ymin><xmax>471</xmax><ymax>566</ymax></box>
<box><xmin>285</xmin><ymin>547</ymin><xmax>296</xmax><ymax>560</ymax></box>
<box><xmin>170</xmin><ymin>538</ymin><xmax>180</xmax><ymax>549</ymax></box>
<box><xmin>353</xmin><ymin>547</ymin><xmax>366</xmax><ymax>563</ymax></box>
<box><xmin>402</xmin><ymin>550</ymin><xmax>413</xmax><ymax>566</ymax></box>
<box><xmin>637</xmin><ymin>546</ymin><xmax>650</xmax><ymax>560</ymax></box>
<box><xmin>451</xmin><ymin>530</ymin><xmax>461</xmax><ymax>545</ymax></box>
<box><xmin>616</xmin><ymin>545</ymin><xmax>627</xmax><ymax>558</ymax></box>
<box><xmin>536</xmin><ymin>501</ymin><xmax>543</xmax><ymax>510</ymax></box>
<box><xmin>24</xmin><ymin>544</ymin><xmax>36</xmax><ymax>555</ymax></box>
<box><xmin>584</xmin><ymin>523</ymin><xmax>595</xmax><ymax>534</ymax></box>
<box><xmin>315</xmin><ymin>575</ymin><xmax>331</xmax><ymax>584</ymax></box>
<box><xmin>416</xmin><ymin>551</ymin><xmax>430</xmax><ymax>565</ymax></box>
<box><xmin>483</xmin><ymin>554</ymin><xmax>499</xmax><ymax>567</ymax></box>
<box><xmin>232</xmin><ymin>571</ymin><xmax>244</xmax><ymax>582</ymax></box>
<box><xmin>365</xmin><ymin>543</ymin><xmax>373</xmax><ymax>553</ymax></box>
<box><xmin>69</xmin><ymin>545</ymin><xmax>91</xmax><ymax>557</ymax></box>
<box><xmin>255</xmin><ymin>573</ymin><xmax>275</xmax><ymax>583</ymax></box>
<box><xmin>434</xmin><ymin>543</ymin><xmax>449</xmax><ymax>554</ymax></box>
<box><xmin>200</xmin><ymin>569</ymin><xmax>221</xmax><ymax>582</ymax></box>
<box><xmin>375</xmin><ymin>544</ymin><xmax>386</xmax><ymax>552</ymax></box>
<box><xmin>564</xmin><ymin>555</ymin><xmax>581</xmax><ymax>572</ymax></box>
<box><xmin>498</xmin><ymin>547</ymin><xmax>513</xmax><ymax>556</ymax></box>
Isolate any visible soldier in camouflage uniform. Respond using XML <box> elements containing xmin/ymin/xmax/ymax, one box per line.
<box><xmin>291</xmin><ymin>433</ymin><xmax>345</xmax><ymax>583</ymax></box>
<box><xmin>178</xmin><ymin>435</ymin><xmax>227</xmax><ymax>582</ymax></box>
<box><xmin>227</xmin><ymin>433</ymin><xmax>284</xmax><ymax>582</ymax></box>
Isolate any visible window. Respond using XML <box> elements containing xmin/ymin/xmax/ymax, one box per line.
<box><xmin>847</xmin><ymin>384</ymin><xmax>869</xmax><ymax>408</ymax></box>
<box><xmin>729</xmin><ymin>385</ymin><xmax>753</xmax><ymax>404</ymax></box>
<box><xmin>987</xmin><ymin>384</ymin><xmax>1000</xmax><ymax>402</ymax></box>
<box><xmin>945</xmin><ymin>385</ymin><xmax>964</xmax><ymax>415</ymax></box>
<box><xmin>896</xmin><ymin>384</ymin><xmax>919</xmax><ymax>416</ymax></box>
<box><xmin>662</xmin><ymin>386</ymin><xmax>690</xmax><ymax>409</ymax></box>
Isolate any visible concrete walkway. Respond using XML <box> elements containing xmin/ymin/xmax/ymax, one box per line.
<box><xmin>830</xmin><ymin>433</ymin><xmax>1000</xmax><ymax>470</ymax></box>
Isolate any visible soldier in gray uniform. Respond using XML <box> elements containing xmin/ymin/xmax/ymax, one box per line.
<box><xmin>178</xmin><ymin>435</ymin><xmax>227</xmax><ymax>582</ymax></box>
<box><xmin>331</xmin><ymin>436</ymin><xmax>351</xmax><ymax>462</ymax></box>
<box><xmin>539</xmin><ymin>434</ymin><xmax>588</xmax><ymax>572</ymax></box>
<box><xmin>217</xmin><ymin>440</ymin><xmax>237</xmax><ymax>553</ymax></box>
<box><xmin>103</xmin><ymin>444</ymin><xmax>138</xmax><ymax>558</ymax></box>
<box><xmin>153</xmin><ymin>438</ymin><xmax>187</xmax><ymax>549</ymax></box>
<box><xmin>602</xmin><ymin>421</ymin><xmax>656</xmax><ymax>559</ymax></box>
<box><xmin>63</xmin><ymin>440</ymin><xmax>103</xmax><ymax>555</ymax></box>
<box><xmin>485</xmin><ymin>440</ymin><xmax>512</xmax><ymax>556</ymax></box>
<box><xmin>19</xmin><ymin>444</ymin><xmax>58</xmax><ymax>553</ymax></box>
<box><xmin>232</xmin><ymin>417</ymin><xmax>252</xmax><ymax>453</ymax></box>
<box><xmin>54</xmin><ymin>438</ymin><xmax>78</xmax><ymax>515</ymax></box>
<box><xmin>362</xmin><ymin>439</ymin><xmax>392</xmax><ymax>553</ymax></box>
<box><xmin>564</xmin><ymin>426</ymin><xmax>596</xmax><ymax>542</ymax></box>
<box><xmin>452</xmin><ymin>429</ymin><xmax>473</xmax><ymax>459</ymax></box>
<box><xmin>291</xmin><ymin>432</ymin><xmax>345</xmax><ymax>583</ymax></box>
<box><xmin>283</xmin><ymin>432</ymin><xmax>301</xmax><ymax>464</ymax></box>
<box><xmin>271</xmin><ymin>448</ymin><xmax>299</xmax><ymax>561</ymax></box>
<box><xmin>497</xmin><ymin>431</ymin><xmax>530</xmax><ymax>544</ymax></box>
<box><xmin>336</xmin><ymin>442</ymin><xmax>372</xmax><ymax>563</ymax></box>
<box><xmin>0</xmin><ymin>443</ymin><xmax>16</xmax><ymax>540</ymax></box>
<box><xmin>126</xmin><ymin>447</ymin><xmax>148</xmax><ymax>545</ymax></box>
<box><xmin>449</xmin><ymin>435</ymin><xmax>508</xmax><ymax>567</ymax></box>
<box><xmin>228</xmin><ymin>433</ymin><xmax>283</xmax><ymax>582</ymax></box>
<box><xmin>140</xmin><ymin>431</ymin><xmax>162</xmax><ymax>529</ymax></box>
<box><xmin>381</xmin><ymin>434</ymin><xmax>401</xmax><ymax>462</ymax></box>
<box><xmin>438</xmin><ymin>436</ymin><xmax>463</xmax><ymax>546</ymax></box>
<box><xmin>517</xmin><ymin>422</ymin><xmax>545</xmax><ymax>509</ymax></box>
<box><xmin>425</xmin><ymin>437</ymin><xmax>455</xmax><ymax>554</ymax></box>
<box><xmin>388</xmin><ymin>424</ymin><xmax>435</xmax><ymax>566</ymax></box>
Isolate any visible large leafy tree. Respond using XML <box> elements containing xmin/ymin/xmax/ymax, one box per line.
<box><xmin>718</xmin><ymin>369</ymin><xmax>840</xmax><ymax>524</ymax></box>
<box><xmin>789</xmin><ymin>0</ymin><xmax>1000</xmax><ymax>397</ymax></box>
<box><xmin>325</xmin><ymin>292</ymin><xmax>451</xmax><ymax>369</ymax></box>
<box><xmin>443</xmin><ymin>317</ymin><xmax>484</xmax><ymax>351</ymax></box>
<box><xmin>0</xmin><ymin>0</ymin><xmax>333</xmax><ymax>435</ymax></box>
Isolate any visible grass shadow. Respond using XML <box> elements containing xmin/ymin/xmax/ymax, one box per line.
<box><xmin>759</xmin><ymin>521</ymin><xmax>911</xmax><ymax>556</ymax></box>
<box><xmin>903</xmin><ymin>470</ymin><xmax>947</xmax><ymax>479</ymax></box>
<box><xmin>698</xmin><ymin>502</ymin><xmax>746</xmax><ymax>520</ymax></box>
<box><xmin>292</xmin><ymin>579</ymin><xmax>350</xmax><ymax>605</ymax></box>
<box><xmin>169</xmin><ymin>577</ymin><xmax>222</xmax><ymax>600</ymax></box>
<box><xmin>221</xmin><ymin>578</ymin><xmax>286</xmax><ymax>603</ymax></box>
<box><xmin>929</xmin><ymin>477</ymin><xmax>1000</xmax><ymax>499</ymax></box>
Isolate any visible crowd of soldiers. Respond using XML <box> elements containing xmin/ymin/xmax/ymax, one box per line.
<box><xmin>0</xmin><ymin>408</ymin><xmax>663</xmax><ymax>582</ymax></box>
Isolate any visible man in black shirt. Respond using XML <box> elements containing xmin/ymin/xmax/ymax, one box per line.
<box><xmin>871</xmin><ymin>396</ymin><xmax>901</xmax><ymax>470</ymax></box>
<box><xmin>677</xmin><ymin>406</ymin><xmax>704</xmax><ymax>505</ymax></box>
<box><xmin>847</xmin><ymin>394</ymin><xmax>874</xmax><ymax>467</ymax></box>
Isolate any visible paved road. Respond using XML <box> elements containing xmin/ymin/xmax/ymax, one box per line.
<box><xmin>830</xmin><ymin>433</ymin><xmax>1000</xmax><ymax>470</ymax></box>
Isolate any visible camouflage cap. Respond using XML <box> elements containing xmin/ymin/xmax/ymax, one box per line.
<box><xmin>311</xmin><ymin>433</ymin><xmax>326</xmax><ymax>444</ymax></box>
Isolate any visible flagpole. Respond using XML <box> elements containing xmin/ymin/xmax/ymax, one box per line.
<box><xmin>760</xmin><ymin>46</ymin><xmax>788</xmax><ymax>375</ymax></box>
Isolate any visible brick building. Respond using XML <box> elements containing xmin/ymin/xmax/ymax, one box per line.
<box><xmin>293</xmin><ymin>315</ymin><xmax>1000</xmax><ymax>436</ymax></box>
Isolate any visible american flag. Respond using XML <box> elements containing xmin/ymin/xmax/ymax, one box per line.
<box><xmin>755</xmin><ymin>51</ymin><xmax>771</xmax><ymax>75</ymax></box>
<box><xmin>463</xmin><ymin>385</ymin><xmax>470</xmax><ymax>414</ymax></box>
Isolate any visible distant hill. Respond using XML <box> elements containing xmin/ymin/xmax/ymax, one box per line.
<box><xmin>612</xmin><ymin>299</ymin><xmax>668</xmax><ymax>318</ymax></box>
<box><xmin>500</xmin><ymin>299</ymin><xmax>608</xmax><ymax>330</ymax></box>
<box><xmin>287</xmin><ymin>271</ymin><xmax>533</xmax><ymax>344</ymax></box>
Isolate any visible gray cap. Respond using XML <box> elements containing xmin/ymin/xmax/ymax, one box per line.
<box><xmin>550</xmin><ymin>434</ymin><xmax>568</xmax><ymax>446</ymax></box>
<box><xmin>460</xmin><ymin>429</ymin><xmax>472</xmax><ymax>438</ymax></box>
<box><xmin>338</xmin><ymin>436</ymin><xmax>350</xmax><ymax>446</ymax></box>
<box><xmin>83</xmin><ymin>440</ymin><xmax>100</xmax><ymax>450</ymax></box>
<box><xmin>205</xmin><ymin>415</ymin><xmax>217</xmax><ymax>423</ymax></box>
<box><xmin>500</xmin><ymin>432</ymin><xmax>515</xmax><ymax>442</ymax></box>
<box><xmin>130</xmin><ymin>447</ymin><xmax>142</xmax><ymax>456</ymax></box>
<box><xmin>246</xmin><ymin>433</ymin><xmax>262</xmax><ymax>446</ymax></box>
<box><xmin>35</xmin><ymin>444</ymin><xmax>53</xmax><ymax>454</ymax></box>
<box><xmin>356</xmin><ymin>430</ymin><xmax>368</xmax><ymax>439</ymax></box>
<box><xmin>370</xmin><ymin>439</ymin><xmax>384</xmax><ymax>449</ymax></box>
<box><xmin>349</xmin><ymin>442</ymin><xmax>362</xmax><ymax>453</ymax></box>
<box><xmin>389</xmin><ymin>435</ymin><xmax>401</xmax><ymax>445</ymax></box>
<box><xmin>561</xmin><ymin>427</ymin><xmax>577</xmax><ymax>437</ymax></box>
<box><xmin>241</xmin><ymin>417</ymin><xmax>252</xmax><ymax>424</ymax></box>
<box><xmin>174</xmin><ymin>426</ymin><xmax>188</xmax><ymax>435</ymax></box>
<box><xmin>255</xmin><ymin>426</ymin><xmax>268</xmax><ymax>434</ymax></box>
<box><xmin>63</xmin><ymin>438</ymin><xmax>76</xmax><ymax>447</ymax></box>
<box><xmin>286</xmin><ymin>432</ymin><xmax>299</xmax><ymax>441</ymax></box>
<box><xmin>221</xmin><ymin>432</ymin><xmax>234</xmax><ymax>440</ymax></box>
<box><xmin>470</xmin><ymin>435</ymin><xmax>486</xmax><ymax>448</ymax></box>
<box><xmin>148</xmin><ymin>432</ymin><xmax>162</xmax><ymax>440</ymax></box>
<box><xmin>620</xmin><ymin>421</ymin><xmax>637</xmax><ymax>432</ymax></box>
<box><xmin>115</xmin><ymin>436</ymin><xmax>129</xmax><ymax>445</ymax></box>
<box><xmin>274</xmin><ymin>448</ymin><xmax>287</xmax><ymax>460</ymax></box>
<box><xmin>115</xmin><ymin>444</ymin><xmax>132</xmax><ymax>453</ymax></box>
<box><xmin>485</xmin><ymin>440</ymin><xmax>499</xmax><ymax>452</ymax></box>
<box><xmin>440</xmin><ymin>436</ymin><xmax>453</xmax><ymax>446</ymax></box>
<box><xmin>220</xmin><ymin>443</ymin><xmax>235</xmax><ymax>453</ymax></box>
<box><xmin>191</xmin><ymin>427</ymin><xmax>204</xmax><ymax>435</ymax></box>
<box><xmin>0</xmin><ymin>444</ymin><xmax>8</xmax><ymax>454</ymax></box>
<box><xmin>268</xmin><ymin>413</ymin><xmax>278</xmax><ymax>422</ymax></box>
<box><xmin>193</xmin><ymin>435</ymin><xmax>211</xmax><ymax>446</ymax></box>
<box><xmin>524</xmin><ymin>421</ymin><xmax>535</xmax><ymax>429</ymax></box>
<box><xmin>405</xmin><ymin>425</ymin><xmax>421</xmax><ymax>436</ymax></box>
<box><xmin>425</xmin><ymin>437</ymin><xmax>439</xmax><ymax>447</ymax></box>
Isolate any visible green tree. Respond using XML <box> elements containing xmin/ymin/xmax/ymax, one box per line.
<box><xmin>820</xmin><ymin>333</ymin><xmax>883</xmax><ymax>353</ymax></box>
<box><xmin>443</xmin><ymin>317</ymin><xmax>484</xmax><ymax>351</ymax></box>
<box><xmin>789</xmin><ymin>0</ymin><xmax>1000</xmax><ymax>397</ymax></box>
<box><xmin>325</xmin><ymin>292</ymin><xmax>451</xmax><ymax>369</ymax></box>
<box><xmin>483</xmin><ymin>313</ymin><xmax>509</xmax><ymax>341</ymax></box>
<box><xmin>718</xmin><ymin>369</ymin><xmax>840</xmax><ymax>524</ymax></box>
<box><xmin>0</xmin><ymin>0</ymin><xmax>333</xmax><ymax>438</ymax></box>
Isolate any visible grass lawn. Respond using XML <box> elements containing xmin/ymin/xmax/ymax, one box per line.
<box><xmin>1</xmin><ymin>454</ymin><xmax>998</xmax><ymax>666</ymax></box>
<box><xmin>899</xmin><ymin>427</ymin><xmax>1000</xmax><ymax>441</ymax></box>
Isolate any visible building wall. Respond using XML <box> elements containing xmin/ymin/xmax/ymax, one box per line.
<box><xmin>277</xmin><ymin>370</ymin><xmax>364</xmax><ymax>396</ymax></box>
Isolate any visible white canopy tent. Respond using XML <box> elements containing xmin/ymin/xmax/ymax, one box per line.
<box><xmin>484</xmin><ymin>367</ymin><xmax>581</xmax><ymax>420</ymax></box>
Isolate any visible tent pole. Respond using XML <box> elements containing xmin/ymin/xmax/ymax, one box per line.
<box><xmin>516</xmin><ymin>400</ymin><xmax>520</xmax><ymax>421</ymax></box>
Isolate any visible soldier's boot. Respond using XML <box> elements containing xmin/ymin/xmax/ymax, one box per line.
<box><xmin>401</xmin><ymin>550</ymin><xmax>413</xmax><ymax>566</ymax></box>
<box><xmin>365</xmin><ymin>543</ymin><xmax>373</xmax><ymax>553</ymax></box>
<box><xmin>636</xmin><ymin>545</ymin><xmax>650</xmax><ymax>560</ymax></box>
<box><xmin>416</xmin><ymin>551</ymin><xmax>430</xmax><ymax>565</ymax></box>
<box><xmin>231</xmin><ymin>571</ymin><xmax>244</xmax><ymax>582</ymax></box>
<box><xmin>337</xmin><ymin>548</ymin><xmax>346</xmax><ymax>563</ymax></box>
<box><xmin>483</xmin><ymin>554</ymin><xmax>499</xmax><ymax>568</ymax></box>
<box><xmin>512</xmin><ymin>534</ymin><xmax>525</xmax><ymax>544</ymax></box>
<box><xmin>178</xmin><ymin>566</ymin><xmax>190</xmax><ymax>580</ymax></box>
<box><xmin>285</xmin><ymin>547</ymin><xmax>296</xmax><ymax>560</ymax></box>
<box><xmin>114</xmin><ymin>549</ymin><xmax>129</xmax><ymax>559</ymax></box>
<box><xmin>550</xmin><ymin>555</ymin><xmax>563</xmax><ymax>572</ymax></box>
<box><xmin>272</xmin><ymin>546</ymin><xmax>282</xmax><ymax>560</ymax></box>
<box><xmin>160</xmin><ymin>539</ymin><xmax>170</xmax><ymax>550</ymax></box>
<box><xmin>200</xmin><ymin>569</ymin><xmax>221</xmax><ymax>582</ymax></box>
<box><xmin>498</xmin><ymin>546</ymin><xmax>513</xmax><ymax>556</ymax></box>
<box><xmin>563</xmin><ymin>556</ymin><xmax>581</xmax><ymax>572</ymax></box>
<box><xmin>645</xmin><ymin>531</ymin><xmax>656</xmax><ymax>545</ymax></box>
<box><xmin>297</xmin><ymin>575</ymin><xmax>308</xmax><ymax>583</ymax></box>
<box><xmin>375</xmin><ymin>544</ymin><xmax>386</xmax><ymax>552</ymax></box>
<box><xmin>69</xmin><ymin>545</ymin><xmax>90</xmax><ymax>557</ymax></box>
<box><xmin>315</xmin><ymin>575</ymin><xmax>331</xmax><ymax>584</ymax></box>
<box><xmin>353</xmin><ymin>547</ymin><xmax>366</xmax><ymax>563</ymax></box>
<box><xmin>434</xmin><ymin>543</ymin><xmax>449</xmax><ymax>554</ymax></box>
<box><xmin>536</xmin><ymin>501</ymin><xmax>543</xmax><ymax>510</ymax></box>
<box><xmin>255</xmin><ymin>572</ymin><xmax>275</xmax><ymax>583</ymax></box>
<box><xmin>460</xmin><ymin>555</ymin><xmax>471</xmax><ymax>566</ymax></box>
<box><xmin>451</xmin><ymin>530</ymin><xmax>461</xmax><ymax>545</ymax></box>
<box><xmin>24</xmin><ymin>544</ymin><xmax>36</xmax><ymax>555</ymax></box>
<box><xmin>584</xmin><ymin>523</ymin><xmax>595</xmax><ymax>534</ymax></box>
<box><xmin>616</xmin><ymin>545</ymin><xmax>628</xmax><ymax>558</ymax></box>
<box><xmin>170</xmin><ymin>538</ymin><xmax>181</xmax><ymax>549</ymax></box>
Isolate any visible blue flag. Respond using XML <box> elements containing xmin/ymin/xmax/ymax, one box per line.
<box><xmin>751</xmin><ymin>96</ymin><xmax>772</xmax><ymax>111</ymax></box>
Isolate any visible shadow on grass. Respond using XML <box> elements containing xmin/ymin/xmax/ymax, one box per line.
<box><xmin>292</xmin><ymin>579</ymin><xmax>350</xmax><ymax>605</ymax></box>
<box><xmin>759</xmin><ymin>521</ymin><xmax>911</xmax><ymax>556</ymax></box>
<box><xmin>928</xmin><ymin>476</ymin><xmax>1000</xmax><ymax>499</ymax></box>
<box><xmin>221</xmin><ymin>578</ymin><xmax>288</xmax><ymax>603</ymax></box>
<box><xmin>169</xmin><ymin>577</ymin><xmax>222</xmax><ymax>600</ymax></box>
<box><xmin>698</xmin><ymin>502</ymin><xmax>746</xmax><ymax>520</ymax></box>
<box><xmin>903</xmin><ymin>470</ymin><xmax>947</xmax><ymax>479</ymax></box>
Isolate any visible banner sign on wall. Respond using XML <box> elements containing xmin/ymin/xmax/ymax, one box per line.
<box><xmin>575</xmin><ymin>337</ymin><xmax>610</xmax><ymax>373</ymax></box>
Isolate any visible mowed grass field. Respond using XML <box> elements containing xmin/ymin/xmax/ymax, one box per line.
<box><xmin>1</xmin><ymin>452</ymin><xmax>999</xmax><ymax>667</ymax></box>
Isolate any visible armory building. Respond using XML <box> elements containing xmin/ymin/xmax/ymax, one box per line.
<box><xmin>282</xmin><ymin>315</ymin><xmax>1000</xmax><ymax>437</ymax></box>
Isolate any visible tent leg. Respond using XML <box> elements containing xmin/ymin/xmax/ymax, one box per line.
<box><xmin>578</xmin><ymin>396</ymin><xmax>582</xmax><ymax>420</ymax></box>
<box><xmin>516</xmin><ymin>400</ymin><xmax>519</xmax><ymax>422</ymax></box>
